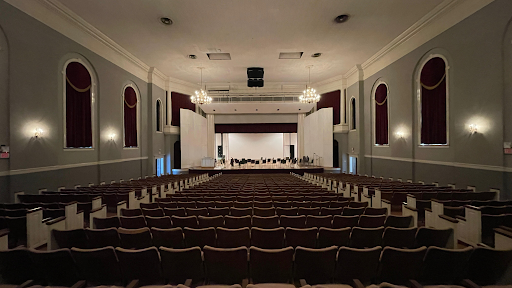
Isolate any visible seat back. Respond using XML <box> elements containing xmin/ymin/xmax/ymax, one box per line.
<box><xmin>142</xmin><ymin>208</ymin><xmax>164</xmax><ymax>217</ymax></box>
<box><xmin>253</xmin><ymin>207</ymin><xmax>276</xmax><ymax>217</ymax></box>
<box><xmin>120</xmin><ymin>208</ymin><xmax>142</xmax><ymax>217</ymax></box>
<box><xmin>208</xmin><ymin>207</ymin><xmax>230</xmax><ymax>216</ymax></box>
<box><xmin>198</xmin><ymin>215</ymin><xmax>225</xmax><ymax>228</ymax></box>
<box><xmin>421</xmin><ymin>246</ymin><xmax>473</xmax><ymax>285</ymax></box>
<box><xmin>465</xmin><ymin>247</ymin><xmax>512</xmax><ymax>286</ymax></box>
<box><xmin>160</xmin><ymin>246</ymin><xmax>204</xmax><ymax>285</ymax></box>
<box><xmin>279</xmin><ymin>215</ymin><xmax>306</xmax><ymax>228</ymax></box>
<box><xmin>184</xmin><ymin>227</ymin><xmax>216</xmax><ymax>248</ymax></box>
<box><xmin>378</xmin><ymin>246</ymin><xmax>427</xmax><ymax>285</ymax></box>
<box><xmin>30</xmin><ymin>248</ymin><xmax>80</xmax><ymax>286</ymax></box>
<box><xmin>116</xmin><ymin>247</ymin><xmax>163</xmax><ymax>285</ymax></box>
<box><xmin>140</xmin><ymin>203</ymin><xmax>159</xmax><ymax>209</ymax></box>
<box><xmin>385</xmin><ymin>215</ymin><xmax>413</xmax><ymax>228</ymax></box>
<box><xmin>249</xmin><ymin>246</ymin><xmax>294</xmax><ymax>283</ymax></box>
<box><xmin>350</xmin><ymin>227</ymin><xmax>384</xmax><ymax>248</ymax></box>
<box><xmin>225</xmin><ymin>215</ymin><xmax>252</xmax><ymax>229</ymax></box>
<box><xmin>163</xmin><ymin>207</ymin><xmax>186</xmax><ymax>217</ymax></box>
<box><xmin>85</xmin><ymin>228</ymin><xmax>120</xmax><ymax>248</ymax></box>
<box><xmin>306</xmin><ymin>215</ymin><xmax>333</xmax><ymax>228</ymax></box>
<box><xmin>317</xmin><ymin>227</ymin><xmax>351</xmax><ymax>248</ymax></box>
<box><xmin>120</xmin><ymin>216</ymin><xmax>147</xmax><ymax>229</ymax></box>
<box><xmin>217</xmin><ymin>227</ymin><xmax>251</xmax><ymax>248</ymax></box>
<box><xmin>364</xmin><ymin>207</ymin><xmax>388</xmax><ymax>215</ymax></box>
<box><xmin>332</xmin><ymin>215</ymin><xmax>360</xmax><ymax>228</ymax></box>
<box><xmin>71</xmin><ymin>246</ymin><xmax>123</xmax><ymax>286</ymax></box>
<box><xmin>298</xmin><ymin>207</ymin><xmax>321</xmax><ymax>216</ymax></box>
<box><xmin>118</xmin><ymin>227</ymin><xmax>152</xmax><ymax>249</ymax></box>
<box><xmin>251</xmin><ymin>227</ymin><xmax>285</xmax><ymax>249</ymax></box>
<box><xmin>285</xmin><ymin>228</ymin><xmax>318</xmax><ymax>248</ymax></box>
<box><xmin>151</xmin><ymin>227</ymin><xmax>184</xmax><ymax>248</ymax></box>
<box><xmin>203</xmin><ymin>246</ymin><xmax>249</xmax><ymax>285</ymax></box>
<box><xmin>294</xmin><ymin>246</ymin><xmax>338</xmax><ymax>285</ymax></box>
<box><xmin>320</xmin><ymin>207</ymin><xmax>344</xmax><ymax>216</ymax></box>
<box><xmin>186</xmin><ymin>208</ymin><xmax>209</xmax><ymax>217</ymax></box>
<box><xmin>0</xmin><ymin>247</ymin><xmax>38</xmax><ymax>284</ymax></box>
<box><xmin>415</xmin><ymin>227</ymin><xmax>453</xmax><ymax>248</ymax></box>
<box><xmin>53</xmin><ymin>229</ymin><xmax>88</xmax><ymax>249</ymax></box>
<box><xmin>171</xmin><ymin>215</ymin><xmax>198</xmax><ymax>228</ymax></box>
<box><xmin>381</xmin><ymin>227</ymin><xmax>417</xmax><ymax>249</ymax></box>
<box><xmin>252</xmin><ymin>215</ymin><xmax>279</xmax><ymax>229</ymax></box>
<box><xmin>145</xmin><ymin>216</ymin><xmax>172</xmax><ymax>229</ymax></box>
<box><xmin>343</xmin><ymin>207</ymin><xmax>365</xmax><ymax>216</ymax></box>
<box><xmin>358</xmin><ymin>215</ymin><xmax>386</xmax><ymax>228</ymax></box>
<box><xmin>335</xmin><ymin>246</ymin><xmax>382</xmax><ymax>285</ymax></box>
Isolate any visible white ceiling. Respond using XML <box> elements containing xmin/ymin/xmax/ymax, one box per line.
<box><xmin>57</xmin><ymin>0</ymin><xmax>444</xmax><ymax>85</ymax></box>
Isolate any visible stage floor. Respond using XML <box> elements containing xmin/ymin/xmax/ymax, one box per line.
<box><xmin>188</xmin><ymin>165</ymin><xmax>324</xmax><ymax>175</ymax></box>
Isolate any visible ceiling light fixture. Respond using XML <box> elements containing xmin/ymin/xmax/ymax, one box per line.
<box><xmin>160</xmin><ymin>17</ymin><xmax>173</xmax><ymax>25</ymax></box>
<box><xmin>190</xmin><ymin>67</ymin><xmax>212</xmax><ymax>105</ymax></box>
<box><xmin>299</xmin><ymin>65</ymin><xmax>321</xmax><ymax>104</ymax></box>
<box><xmin>188</xmin><ymin>54</ymin><xmax>197</xmax><ymax>59</ymax></box>
<box><xmin>335</xmin><ymin>14</ymin><xmax>349</xmax><ymax>23</ymax></box>
<box><xmin>311</xmin><ymin>53</ymin><xmax>322</xmax><ymax>58</ymax></box>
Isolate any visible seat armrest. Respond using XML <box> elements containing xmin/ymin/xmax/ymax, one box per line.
<box><xmin>408</xmin><ymin>279</ymin><xmax>422</xmax><ymax>288</ymax></box>
<box><xmin>439</xmin><ymin>214</ymin><xmax>458</xmax><ymax>223</ymax></box>
<box><xmin>477</xmin><ymin>242</ymin><xmax>492</xmax><ymax>248</ymax></box>
<box><xmin>18</xmin><ymin>280</ymin><xmax>34</xmax><ymax>288</ymax></box>
<box><xmin>70</xmin><ymin>280</ymin><xmax>87</xmax><ymax>288</ymax></box>
<box><xmin>382</xmin><ymin>199</ymin><xmax>391</xmax><ymax>204</ymax></box>
<box><xmin>404</xmin><ymin>205</ymin><xmax>418</xmax><ymax>212</ymax></box>
<box><xmin>424</xmin><ymin>208</ymin><xmax>432</xmax><ymax>212</ymax></box>
<box><xmin>117</xmin><ymin>200</ymin><xmax>127</xmax><ymax>205</ymax></box>
<box><xmin>456</xmin><ymin>215</ymin><xmax>466</xmax><ymax>221</ymax></box>
<box><xmin>299</xmin><ymin>279</ymin><xmax>308</xmax><ymax>287</ymax></box>
<box><xmin>352</xmin><ymin>279</ymin><xmax>365</xmax><ymax>288</ymax></box>
<box><xmin>461</xmin><ymin>279</ymin><xmax>481</xmax><ymax>288</ymax></box>
<box><xmin>126</xmin><ymin>279</ymin><xmax>140</xmax><ymax>288</ymax></box>
<box><xmin>184</xmin><ymin>279</ymin><xmax>192</xmax><ymax>287</ymax></box>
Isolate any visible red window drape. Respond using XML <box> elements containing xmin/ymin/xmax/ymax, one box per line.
<box><xmin>124</xmin><ymin>87</ymin><xmax>137</xmax><ymax>147</ymax></box>
<box><xmin>317</xmin><ymin>90</ymin><xmax>341</xmax><ymax>125</ymax></box>
<box><xmin>420</xmin><ymin>57</ymin><xmax>447</xmax><ymax>145</ymax></box>
<box><xmin>171</xmin><ymin>92</ymin><xmax>195</xmax><ymax>126</ymax></box>
<box><xmin>66</xmin><ymin>62</ymin><xmax>92</xmax><ymax>148</ymax></box>
<box><xmin>375</xmin><ymin>84</ymin><xmax>388</xmax><ymax>145</ymax></box>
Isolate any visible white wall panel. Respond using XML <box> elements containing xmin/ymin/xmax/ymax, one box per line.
<box><xmin>228</xmin><ymin>133</ymin><xmax>284</xmax><ymax>160</ymax></box>
<box><xmin>304</xmin><ymin>108</ymin><xmax>333</xmax><ymax>167</ymax></box>
<box><xmin>180</xmin><ymin>109</ymin><xmax>207</xmax><ymax>168</ymax></box>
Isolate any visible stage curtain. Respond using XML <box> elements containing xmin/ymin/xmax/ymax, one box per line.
<box><xmin>66</xmin><ymin>62</ymin><xmax>92</xmax><ymax>148</ymax></box>
<box><xmin>375</xmin><ymin>84</ymin><xmax>388</xmax><ymax>145</ymax></box>
<box><xmin>215</xmin><ymin>123</ymin><xmax>297</xmax><ymax>133</ymax></box>
<box><xmin>124</xmin><ymin>87</ymin><xmax>137</xmax><ymax>147</ymax></box>
<box><xmin>317</xmin><ymin>90</ymin><xmax>341</xmax><ymax>125</ymax></box>
<box><xmin>171</xmin><ymin>92</ymin><xmax>195</xmax><ymax>126</ymax></box>
<box><xmin>420</xmin><ymin>57</ymin><xmax>447</xmax><ymax>144</ymax></box>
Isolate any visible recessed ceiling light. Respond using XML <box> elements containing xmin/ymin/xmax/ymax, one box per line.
<box><xmin>311</xmin><ymin>53</ymin><xmax>322</xmax><ymax>58</ymax></box>
<box><xmin>256</xmin><ymin>109</ymin><xmax>258</xmax><ymax>111</ymax></box>
<box><xmin>235</xmin><ymin>109</ymin><xmax>237</xmax><ymax>111</ymax></box>
<box><xmin>299</xmin><ymin>109</ymin><xmax>301</xmax><ymax>111</ymax></box>
<box><xmin>188</xmin><ymin>54</ymin><xmax>197</xmax><ymax>59</ymax></box>
<box><xmin>277</xmin><ymin>109</ymin><xmax>280</xmax><ymax>111</ymax></box>
<box><xmin>335</xmin><ymin>14</ymin><xmax>349</xmax><ymax>23</ymax></box>
<box><xmin>213</xmin><ymin>109</ymin><xmax>216</xmax><ymax>111</ymax></box>
<box><xmin>160</xmin><ymin>17</ymin><xmax>173</xmax><ymax>25</ymax></box>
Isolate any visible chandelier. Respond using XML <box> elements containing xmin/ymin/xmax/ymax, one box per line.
<box><xmin>191</xmin><ymin>67</ymin><xmax>212</xmax><ymax>105</ymax></box>
<box><xmin>299</xmin><ymin>65</ymin><xmax>321</xmax><ymax>104</ymax></box>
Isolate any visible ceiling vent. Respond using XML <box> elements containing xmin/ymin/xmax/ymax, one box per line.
<box><xmin>207</xmin><ymin>53</ymin><xmax>231</xmax><ymax>60</ymax></box>
<box><xmin>248</xmin><ymin>79</ymin><xmax>264</xmax><ymax>87</ymax></box>
<box><xmin>247</xmin><ymin>67</ymin><xmax>264</xmax><ymax>79</ymax></box>
<box><xmin>279</xmin><ymin>52</ymin><xmax>303</xmax><ymax>59</ymax></box>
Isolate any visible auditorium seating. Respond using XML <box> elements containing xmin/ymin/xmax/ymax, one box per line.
<box><xmin>1</xmin><ymin>245</ymin><xmax>511</xmax><ymax>288</ymax></box>
<box><xmin>48</xmin><ymin>225</ymin><xmax>453</xmax><ymax>250</ymax></box>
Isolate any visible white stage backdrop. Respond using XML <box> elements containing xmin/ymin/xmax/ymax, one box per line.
<box><xmin>304</xmin><ymin>108</ymin><xmax>333</xmax><ymax>167</ymax></box>
<box><xmin>229</xmin><ymin>133</ymin><xmax>284</xmax><ymax>160</ymax></box>
<box><xmin>181</xmin><ymin>109</ymin><xmax>207</xmax><ymax>168</ymax></box>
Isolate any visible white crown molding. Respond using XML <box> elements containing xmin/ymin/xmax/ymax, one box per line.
<box><xmin>3</xmin><ymin>0</ymin><xmax>198</xmax><ymax>91</ymax></box>
<box><xmin>1</xmin><ymin>156</ymin><xmax>149</xmax><ymax>176</ymax></box>
<box><xmin>365</xmin><ymin>154</ymin><xmax>512</xmax><ymax>173</ymax></box>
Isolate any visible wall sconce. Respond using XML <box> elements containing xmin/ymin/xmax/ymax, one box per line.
<box><xmin>396</xmin><ymin>131</ymin><xmax>405</xmax><ymax>139</ymax></box>
<box><xmin>469</xmin><ymin>124</ymin><xmax>478</xmax><ymax>134</ymax></box>
<box><xmin>34</xmin><ymin>128</ymin><xmax>44</xmax><ymax>138</ymax></box>
<box><xmin>109</xmin><ymin>133</ymin><xmax>116</xmax><ymax>141</ymax></box>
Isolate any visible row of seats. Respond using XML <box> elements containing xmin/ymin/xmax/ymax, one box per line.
<box><xmin>94</xmin><ymin>214</ymin><xmax>412</xmax><ymax>230</ymax></box>
<box><xmin>152</xmin><ymin>199</ymin><xmax>360</xmax><ymax>209</ymax></box>
<box><xmin>52</xmin><ymin>226</ymin><xmax>453</xmax><ymax>250</ymax></box>
<box><xmin>165</xmin><ymin>194</ymin><xmax>343</xmax><ymax>201</ymax></box>
<box><xmin>3</xmin><ymin>245</ymin><xmax>510</xmax><ymax>288</ymax></box>
<box><xmin>121</xmin><ymin>205</ymin><xmax>382</xmax><ymax>218</ymax></box>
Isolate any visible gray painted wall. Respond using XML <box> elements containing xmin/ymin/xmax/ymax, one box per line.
<box><xmin>0</xmin><ymin>1</ymin><xmax>169</xmax><ymax>200</ymax></box>
<box><xmin>360</xmin><ymin>0</ymin><xmax>512</xmax><ymax>195</ymax></box>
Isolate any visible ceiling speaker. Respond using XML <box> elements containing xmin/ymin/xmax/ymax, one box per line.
<box><xmin>247</xmin><ymin>67</ymin><xmax>264</xmax><ymax>79</ymax></box>
<box><xmin>248</xmin><ymin>79</ymin><xmax>264</xmax><ymax>87</ymax></box>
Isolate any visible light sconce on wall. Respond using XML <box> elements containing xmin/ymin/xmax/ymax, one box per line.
<box><xmin>469</xmin><ymin>124</ymin><xmax>478</xmax><ymax>134</ymax></box>
<box><xmin>34</xmin><ymin>128</ymin><xmax>44</xmax><ymax>138</ymax></box>
<box><xmin>109</xmin><ymin>133</ymin><xmax>116</xmax><ymax>141</ymax></box>
<box><xmin>396</xmin><ymin>131</ymin><xmax>405</xmax><ymax>139</ymax></box>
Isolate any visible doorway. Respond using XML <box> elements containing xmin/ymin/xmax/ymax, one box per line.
<box><xmin>333</xmin><ymin>140</ymin><xmax>339</xmax><ymax>168</ymax></box>
<box><xmin>174</xmin><ymin>141</ymin><xmax>181</xmax><ymax>169</ymax></box>
<box><xmin>349</xmin><ymin>156</ymin><xmax>357</xmax><ymax>174</ymax></box>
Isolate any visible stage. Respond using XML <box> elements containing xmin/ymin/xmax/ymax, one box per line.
<box><xmin>188</xmin><ymin>165</ymin><xmax>324</xmax><ymax>176</ymax></box>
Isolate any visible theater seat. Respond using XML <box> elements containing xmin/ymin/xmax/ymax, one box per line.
<box><xmin>0</xmin><ymin>247</ymin><xmax>38</xmax><ymax>286</ymax></box>
<box><xmin>377</xmin><ymin>246</ymin><xmax>427</xmax><ymax>285</ymax></box>
<box><xmin>116</xmin><ymin>247</ymin><xmax>164</xmax><ymax>286</ymax></box>
<box><xmin>279</xmin><ymin>215</ymin><xmax>306</xmax><ymax>228</ymax></box>
<box><xmin>420</xmin><ymin>246</ymin><xmax>473</xmax><ymax>285</ymax></box>
<box><xmin>184</xmin><ymin>227</ymin><xmax>216</xmax><ymax>248</ymax></box>
<box><xmin>151</xmin><ymin>227</ymin><xmax>184</xmax><ymax>248</ymax></box>
<box><xmin>202</xmin><ymin>246</ymin><xmax>249</xmax><ymax>286</ymax></box>
<box><xmin>381</xmin><ymin>227</ymin><xmax>416</xmax><ymax>249</ymax></box>
<box><xmin>285</xmin><ymin>227</ymin><xmax>317</xmax><ymax>248</ymax></box>
<box><xmin>249</xmin><ymin>246</ymin><xmax>294</xmax><ymax>285</ymax></box>
<box><xmin>85</xmin><ymin>227</ymin><xmax>120</xmax><ymax>248</ymax></box>
<box><xmin>294</xmin><ymin>246</ymin><xmax>338</xmax><ymax>285</ymax></box>
<box><xmin>160</xmin><ymin>246</ymin><xmax>205</xmax><ymax>286</ymax></box>
<box><xmin>335</xmin><ymin>246</ymin><xmax>382</xmax><ymax>286</ymax></box>
<box><xmin>30</xmin><ymin>248</ymin><xmax>81</xmax><ymax>287</ymax></box>
<box><xmin>71</xmin><ymin>246</ymin><xmax>123</xmax><ymax>286</ymax></box>
<box><xmin>52</xmin><ymin>229</ymin><xmax>88</xmax><ymax>249</ymax></box>
<box><xmin>225</xmin><ymin>215</ymin><xmax>252</xmax><ymax>229</ymax></box>
<box><xmin>251</xmin><ymin>227</ymin><xmax>285</xmax><ymax>249</ymax></box>
<box><xmin>217</xmin><ymin>227</ymin><xmax>251</xmax><ymax>248</ymax></box>
<box><xmin>349</xmin><ymin>227</ymin><xmax>384</xmax><ymax>248</ymax></box>
<box><xmin>118</xmin><ymin>227</ymin><xmax>152</xmax><ymax>249</ymax></box>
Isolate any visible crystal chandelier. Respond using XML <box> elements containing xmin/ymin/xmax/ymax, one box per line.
<box><xmin>191</xmin><ymin>67</ymin><xmax>212</xmax><ymax>105</ymax></box>
<box><xmin>299</xmin><ymin>66</ymin><xmax>321</xmax><ymax>104</ymax></box>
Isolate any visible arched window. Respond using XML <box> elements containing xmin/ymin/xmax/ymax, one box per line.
<box><xmin>375</xmin><ymin>83</ymin><xmax>389</xmax><ymax>145</ymax></box>
<box><xmin>419</xmin><ymin>56</ymin><xmax>448</xmax><ymax>145</ymax></box>
<box><xmin>124</xmin><ymin>85</ymin><xmax>138</xmax><ymax>147</ymax></box>
<box><xmin>350</xmin><ymin>97</ymin><xmax>356</xmax><ymax>130</ymax></box>
<box><xmin>65</xmin><ymin>61</ymin><xmax>93</xmax><ymax>148</ymax></box>
<box><xmin>156</xmin><ymin>99</ymin><xmax>162</xmax><ymax>132</ymax></box>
